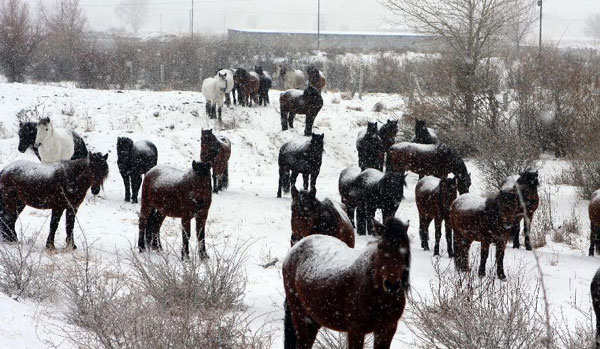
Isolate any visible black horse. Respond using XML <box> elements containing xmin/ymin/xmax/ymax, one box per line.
<box><xmin>117</xmin><ymin>137</ymin><xmax>158</xmax><ymax>203</ymax></box>
<box><xmin>356</xmin><ymin>122</ymin><xmax>384</xmax><ymax>171</ymax></box>
<box><xmin>255</xmin><ymin>65</ymin><xmax>272</xmax><ymax>106</ymax></box>
<box><xmin>592</xmin><ymin>268</ymin><xmax>600</xmax><ymax>349</ymax></box>
<box><xmin>18</xmin><ymin>121</ymin><xmax>88</xmax><ymax>160</ymax></box>
<box><xmin>279</xmin><ymin>86</ymin><xmax>323</xmax><ymax>136</ymax></box>
<box><xmin>339</xmin><ymin>167</ymin><xmax>406</xmax><ymax>236</ymax></box>
<box><xmin>412</xmin><ymin>119</ymin><xmax>439</xmax><ymax>144</ymax></box>
<box><xmin>277</xmin><ymin>133</ymin><xmax>324</xmax><ymax>198</ymax></box>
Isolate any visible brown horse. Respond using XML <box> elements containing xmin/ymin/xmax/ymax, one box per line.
<box><xmin>450</xmin><ymin>172</ymin><xmax>539</xmax><ymax>280</ymax></box>
<box><xmin>387</xmin><ymin>142</ymin><xmax>471</xmax><ymax>194</ymax></box>
<box><xmin>290</xmin><ymin>186</ymin><xmax>354</xmax><ymax>248</ymax></box>
<box><xmin>279</xmin><ymin>86</ymin><xmax>323</xmax><ymax>136</ymax></box>
<box><xmin>233</xmin><ymin>68</ymin><xmax>259</xmax><ymax>107</ymax></box>
<box><xmin>138</xmin><ymin>161</ymin><xmax>212</xmax><ymax>259</ymax></box>
<box><xmin>307</xmin><ymin>65</ymin><xmax>326</xmax><ymax>91</ymax></box>
<box><xmin>591</xmin><ymin>268</ymin><xmax>600</xmax><ymax>348</ymax></box>
<box><xmin>200</xmin><ymin>129</ymin><xmax>231</xmax><ymax>193</ymax></box>
<box><xmin>501</xmin><ymin>172</ymin><xmax>539</xmax><ymax>250</ymax></box>
<box><xmin>283</xmin><ymin>217</ymin><xmax>411</xmax><ymax>348</ymax></box>
<box><xmin>590</xmin><ymin>190</ymin><xmax>600</xmax><ymax>256</ymax></box>
<box><xmin>415</xmin><ymin>175</ymin><xmax>457</xmax><ymax>256</ymax></box>
<box><xmin>0</xmin><ymin>153</ymin><xmax>109</xmax><ymax>248</ymax></box>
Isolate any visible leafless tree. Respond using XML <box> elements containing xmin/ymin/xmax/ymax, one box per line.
<box><xmin>0</xmin><ymin>0</ymin><xmax>43</xmax><ymax>82</ymax></box>
<box><xmin>115</xmin><ymin>0</ymin><xmax>148</xmax><ymax>35</ymax></box>
<box><xmin>585</xmin><ymin>13</ymin><xmax>600</xmax><ymax>46</ymax></box>
<box><xmin>379</xmin><ymin>0</ymin><xmax>536</xmax><ymax>127</ymax></box>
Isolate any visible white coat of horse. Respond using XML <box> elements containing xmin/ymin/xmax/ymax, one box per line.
<box><xmin>34</xmin><ymin>117</ymin><xmax>75</xmax><ymax>163</ymax></box>
<box><xmin>202</xmin><ymin>72</ymin><xmax>228</xmax><ymax>120</ymax></box>
<box><xmin>274</xmin><ymin>65</ymin><xmax>306</xmax><ymax>90</ymax></box>
<box><xmin>217</xmin><ymin>69</ymin><xmax>235</xmax><ymax>94</ymax></box>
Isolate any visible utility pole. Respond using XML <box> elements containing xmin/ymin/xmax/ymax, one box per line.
<box><xmin>160</xmin><ymin>14</ymin><xmax>162</xmax><ymax>35</ymax></box>
<box><xmin>317</xmin><ymin>0</ymin><xmax>320</xmax><ymax>49</ymax></box>
<box><xmin>538</xmin><ymin>0</ymin><xmax>543</xmax><ymax>55</ymax></box>
<box><xmin>190</xmin><ymin>0</ymin><xmax>194</xmax><ymax>38</ymax></box>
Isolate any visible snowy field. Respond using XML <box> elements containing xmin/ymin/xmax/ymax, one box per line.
<box><xmin>0</xmin><ymin>82</ymin><xmax>598</xmax><ymax>347</ymax></box>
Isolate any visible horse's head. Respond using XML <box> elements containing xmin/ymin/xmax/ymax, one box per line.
<box><xmin>255</xmin><ymin>65</ymin><xmax>263</xmax><ymax>76</ymax></box>
<box><xmin>309</xmin><ymin>133</ymin><xmax>324</xmax><ymax>152</ymax></box>
<box><xmin>233</xmin><ymin>68</ymin><xmax>247</xmax><ymax>84</ymax></box>
<box><xmin>517</xmin><ymin>170</ymin><xmax>539</xmax><ymax>188</ymax></box>
<box><xmin>18</xmin><ymin>121</ymin><xmax>37</xmax><ymax>152</ymax></box>
<box><xmin>116</xmin><ymin>136</ymin><xmax>134</xmax><ymax>160</ymax></box>
<box><xmin>379</xmin><ymin>171</ymin><xmax>406</xmax><ymax>218</ymax></box>
<box><xmin>367</xmin><ymin>122</ymin><xmax>378</xmax><ymax>134</ymax></box>
<box><xmin>34</xmin><ymin>117</ymin><xmax>53</xmax><ymax>148</ymax></box>
<box><xmin>374</xmin><ymin>218</ymin><xmax>411</xmax><ymax>295</ymax></box>
<box><xmin>440</xmin><ymin>176</ymin><xmax>458</xmax><ymax>200</ymax></box>
<box><xmin>291</xmin><ymin>186</ymin><xmax>318</xmax><ymax>218</ymax></box>
<box><xmin>381</xmin><ymin>119</ymin><xmax>399</xmax><ymax>137</ymax></box>
<box><xmin>192</xmin><ymin>160</ymin><xmax>211</xmax><ymax>177</ymax></box>
<box><xmin>456</xmin><ymin>171</ymin><xmax>471</xmax><ymax>194</ymax></box>
<box><xmin>415</xmin><ymin>119</ymin><xmax>426</xmax><ymax>132</ymax></box>
<box><xmin>201</xmin><ymin>128</ymin><xmax>214</xmax><ymax>141</ymax></box>
<box><xmin>216</xmin><ymin>72</ymin><xmax>228</xmax><ymax>92</ymax></box>
<box><xmin>89</xmin><ymin>152</ymin><xmax>109</xmax><ymax>195</ymax></box>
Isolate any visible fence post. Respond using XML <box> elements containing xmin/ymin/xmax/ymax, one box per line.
<box><xmin>358</xmin><ymin>65</ymin><xmax>364</xmax><ymax>100</ymax></box>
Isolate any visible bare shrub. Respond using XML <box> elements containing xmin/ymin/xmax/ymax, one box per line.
<box><xmin>551</xmin><ymin>204</ymin><xmax>581</xmax><ymax>247</ymax></box>
<box><xmin>0</xmin><ymin>235</ymin><xmax>53</xmax><ymax>301</ymax></box>
<box><xmin>560</xmin><ymin>158</ymin><xmax>600</xmax><ymax>200</ymax></box>
<box><xmin>314</xmin><ymin>329</ymin><xmax>373</xmax><ymax>348</ymax></box>
<box><xmin>406</xmin><ymin>260</ymin><xmax>547</xmax><ymax>349</ymax></box>
<box><xmin>372</xmin><ymin>101</ymin><xmax>385</xmax><ymax>112</ymax></box>
<box><xmin>346</xmin><ymin>105</ymin><xmax>364</xmax><ymax>112</ymax></box>
<box><xmin>531</xmin><ymin>186</ymin><xmax>554</xmax><ymax>249</ymax></box>
<box><xmin>554</xmin><ymin>311</ymin><xmax>596</xmax><ymax>349</ymax></box>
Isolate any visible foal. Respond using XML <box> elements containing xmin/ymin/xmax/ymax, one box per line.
<box><xmin>277</xmin><ymin>133</ymin><xmax>324</xmax><ymax>198</ymax></box>
<box><xmin>415</xmin><ymin>176</ymin><xmax>457</xmax><ymax>256</ymax></box>
<box><xmin>138</xmin><ymin>161</ymin><xmax>212</xmax><ymax>259</ymax></box>
<box><xmin>279</xmin><ymin>86</ymin><xmax>323</xmax><ymax>136</ymax></box>
<box><xmin>356</xmin><ymin>122</ymin><xmax>384</xmax><ymax>171</ymax></box>
<box><xmin>117</xmin><ymin>137</ymin><xmax>158</xmax><ymax>203</ymax></box>
<box><xmin>233</xmin><ymin>68</ymin><xmax>260</xmax><ymax>107</ymax></box>
<box><xmin>255</xmin><ymin>65</ymin><xmax>272</xmax><ymax>106</ymax></box>
<box><xmin>200</xmin><ymin>129</ymin><xmax>231</xmax><ymax>193</ymax></box>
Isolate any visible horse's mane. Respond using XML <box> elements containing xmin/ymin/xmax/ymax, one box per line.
<box><xmin>438</xmin><ymin>143</ymin><xmax>468</xmax><ymax>175</ymax></box>
<box><xmin>381</xmin><ymin>218</ymin><xmax>411</xmax><ymax>290</ymax></box>
<box><xmin>201</xmin><ymin>132</ymin><xmax>220</xmax><ymax>161</ymax></box>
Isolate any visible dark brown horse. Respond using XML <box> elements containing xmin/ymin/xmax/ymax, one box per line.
<box><xmin>290</xmin><ymin>186</ymin><xmax>354</xmax><ymax>248</ymax></box>
<box><xmin>307</xmin><ymin>65</ymin><xmax>326</xmax><ymax>91</ymax></box>
<box><xmin>356</xmin><ymin>122</ymin><xmax>384</xmax><ymax>171</ymax></box>
<box><xmin>0</xmin><ymin>153</ymin><xmax>109</xmax><ymax>248</ymax></box>
<box><xmin>591</xmin><ymin>268</ymin><xmax>600</xmax><ymax>348</ymax></box>
<box><xmin>200</xmin><ymin>129</ymin><xmax>231</xmax><ymax>193</ymax></box>
<box><xmin>233</xmin><ymin>68</ymin><xmax>259</xmax><ymax>107</ymax></box>
<box><xmin>277</xmin><ymin>133</ymin><xmax>324</xmax><ymax>198</ymax></box>
<box><xmin>283</xmin><ymin>217</ymin><xmax>411</xmax><ymax>349</ymax></box>
<box><xmin>590</xmin><ymin>190</ymin><xmax>600</xmax><ymax>256</ymax></box>
<box><xmin>501</xmin><ymin>172</ymin><xmax>539</xmax><ymax>250</ymax></box>
<box><xmin>415</xmin><ymin>175</ymin><xmax>457</xmax><ymax>256</ymax></box>
<box><xmin>411</xmin><ymin>119</ymin><xmax>438</xmax><ymax>144</ymax></box>
<box><xmin>450</xmin><ymin>172</ymin><xmax>539</xmax><ymax>280</ymax></box>
<box><xmin>387</xmin><ymin>142</ymin><xmax>471</xmax><ymax>194</ymax></box>
<box><xmin>279</xmin><ymin>86</ymin><xmax>323</xmax><ymax>136</ymax></box>
<box><xmin>138</xmin><ymin>161</ymin><xmax>212</xmax><ymax>259</ymax></box>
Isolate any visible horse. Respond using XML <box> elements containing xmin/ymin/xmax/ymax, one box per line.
<box><xmin>307</xmin><ymin>65</ymin><xmax>326</xmax><ymax>91</ymax></box>
<box><xmin>138</xmin><ymin>161</ymin><xmax>212</xmax><ymax>259</ymax></box>
<box><xmin>117</xmin><ymin>137</ymin><xmax>158</xmax><ymax>203</ymax></box>
<box><xmin>277</xmin><ymin>133</ymin><xmax>324</xmax><ymax>198</ymax></box>
<box><xmin>591</xmin><ymin>190</ymin><xmax>600</xmax><ymax>256</ymax></box>
<box><xmin>415</xmin><ymin>176</ymin><xmax>457</xmax><ymax>256</ymax></box>
<box><xmin>255</xmin><ymin>65</ymin><xmax>272</xmax><ymax>106</ymax></box>
<box><xmin>202</xmin><ymin>72</ymin><xmax>228</xmax><ymax>120</ymax></box>
<box><xmin>591</xmin><ymin>268</ymin><xmax>600</xmax><ymax>348</ymax></box>
<box><xmin>216</xmin><ymin>68</ymin><xmax>235</xmax><ymax>106</ymax></box>
<box><xmin>387</xmin><ymin>142</ymin><xmax>471</xmax><ymax>194</ymax></box>
<box><xmin>283</xmin><ymin>217</ymin><xmax>411</xmax><ymax>349</ymax></box>
<box><xmin>356</xmin><ymin>122</ymin><xmax>384</xmax><ymax>171</ymax></box>
<box><xmin>290</xmin><ymin>186</ymin><xmax>354</xmax><ymax>248</ymax></box>
<box><xmin>411</xmin><ymin>119</ymin><xmax>439</xmax><ymax>144</ymax></box>
<box><xmin>34</xmin><ymin>117</ymin><xmax>77</xmax><ymax>163</ymax></box>
<box><xmin>501</xmin><ymin>171</ymin><xmax>539</xmax><ymax>250</ymax></box>
<box><xmin>274</xmin><ymin>64</ymin><xmax>306</xmax><ymax>90</ymax></box>
<box><xmin>18</xmin><ymin>121</ymin><xmax>88</xmax><ymax>161</ymax></box>
<box><xmin>279</xmin><ymin>86</ymin><xmax>323</xmax><ymax>136</ymax></box>
<box><xmin>233</xmin><ymin>68</ymin><xmax>260</xmax><ymax>107</ymax></box>
<box><xmin>338</xmin><ymin>167</ymin><xmax>406</xmax><ymax>236</ymax></box>
<box><xmin>450</xmin><ymin>172</ymin><xmax>539</xmax><ymax>280</ymax></box>
<box><xmin>0</xmin><ymin>153</ymin><xmax>109</xmax><ymax>247</ymax></box>
<box><xmin>200</xmin><ymin>129</ymin><xmax>231</xmax><ymax>193</ymax></box>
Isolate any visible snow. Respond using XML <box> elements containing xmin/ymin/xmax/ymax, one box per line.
<box><xmin>501</xmin><ymin>174</ymin><xmax>519</xmax><ymax>192</ymax></box>
<box><xmin>453</xmin><ymin>193</ymin><xmax>487</xmax><ymax>211</ymax></box>
<box><xmin>391</xmin><ymin>142</ymin><xmax>437</xmax><ymax>153</ymax></box>
<box><xmin>1</xmin><ymin>160</ymin><xmax>61</xmax><ymax>181</ymax></box>
<box><xmin>592</xmin><ymin>190</ymin><xmax>600</xmax><ymax>204</ymax></box>
<box><xmin>149</xmin><ymin>165</ymin><xmax>187</xmax><ymax>189</ymax></box>
<box><xmin>0</xmin><ymin>81</ymin><xmax>597</xmax><ymax>348</ymax></box>
<box><xmin>418</xmin><ymin>176</ymin><xmax>440</xmax><ymax>193</ymax></box>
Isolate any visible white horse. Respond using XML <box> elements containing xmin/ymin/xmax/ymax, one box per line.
<box><xmin>34</xmin><ymin>117</ymin><xmax>75</xmax><ymax>163</ymax></box>
<box><xmin>202</xmin><ymin>72</ymin><xmax>228</xmax><ymax>121</ymax></box>
<box><xmin>273</xmin><ymin>65</ymin><xmax>306</xmax><ymax>90</ymax></box>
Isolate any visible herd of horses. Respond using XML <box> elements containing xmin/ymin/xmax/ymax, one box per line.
<box><xmin>3</xmin><ymin>80</ymin><xmax>600</xmax><ymax>347</ymax></box>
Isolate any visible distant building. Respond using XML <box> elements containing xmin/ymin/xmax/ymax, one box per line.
<box><xmin>227</xmin><ymin>29</ymin><xmax>434</xmax><ymax>50</ymax></box>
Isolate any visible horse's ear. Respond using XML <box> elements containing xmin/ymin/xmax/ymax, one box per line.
<box><xmin>102</xmin><ymin>153</ymin><xmax>108</xmax><ymax>161</ymax></box>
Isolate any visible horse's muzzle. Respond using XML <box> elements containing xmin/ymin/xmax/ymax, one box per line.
<box><xmin>91</xmin><ymin>186</ymin><xmax>101</xmax><ymax>196</ymax></box>
<box><xmin>34</xmin><ymin>142</ymin><xmax>42</xmax><ymax>148</ymax></box>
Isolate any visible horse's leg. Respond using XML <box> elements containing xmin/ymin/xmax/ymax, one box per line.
<box><xmin>217</xmin><ymin>104</ymin><xmax>222</xmax><ymax>122</ymax></box>
<box><xmin>120</xmin><ymin>171</ymin><xmax>131</xmax><ymax>202</ymax></box>
<box><xmin>288</xmin><ymin>113</ymin><xmax>295</xmax><ymax>129</ymax></box>
<box><xmin>478</xmin><ymin>241</ymin><xmax>490</xmax><ymax>277</ymax></box>
<box><xmin>445</xmin><ymin>218</ymin><xmax>454</xmax><ymax>257</ymax></box>
<box><xmin>373</xmin><ymin>324</ymin><xmax>398</xmax><ymax>349</ymax></box>
<box><xmin>347</xmin><ymin>331</ymin><xmax>365</xmax><ymax>349</ymax></box>
<box><xmin>511</xmin><ymin>219</ymin><xmax>521</xmax><ymax>249</ymax></box>
<box><xmin>304</xmin><ymin>115</ymin><xmax>314</xmax><ymax>136</ymax></box>
<box><xmin>434</xmin><ymin>218</ymin><xmax>442</xmax><ymax>255</ymax></box>
<box><xmin>212</xmin><ymin>171</ymin><xmax>219</xmax><ymax>193</ymax></box>
<box><xmin>196</xmin><ymin>209</ymin><xmax>210</xmax><ymax>259</ymax></box>
<box><xmin>46</xmin><ymin>209</ymin><xmax>64</xmax><ymax>249</ymax></box>
<box><xmin>356</xmin><ymin>202</ymin><xmax>366</xmax><ymax>236</ymax></box>
<box><xmin>419</xmin><ymin>216</ymin><xmax>431</xmax><ymax>251</ymax></box>
<box><xmin>150</xmin><ymin>212</ymin><xmax>166</xmax><ymax>250</ymax></box>
<box><xmin>495</xmin><ymin>239</ymin><xmax>507</xmax><ymax>280</ymax></box>
<box><xmin>138</xmin><ymin>204</ymin><xmax>152</xmax><ymax>252</ymax></box>
<box><xmin>302</xmin><ymin>173</ymin><xmax>309</xmax><ymax>191</ymax></box>
<box><xmin>293</xmin><ymin>314</ymin><xmax>320</xmax><ymax>349</ymax></box>
<box><xmin>281</xmin><ymin>110</ymin><xmax>289</xmax><ymax>131</ymax></box>
<box><xmin>130</xmin><ymin>174</ymin><xmax>142</xmax><ymax>204</ymax></box>
<box><xmin>290</xmin><ymin>171</ymin><xmax>299</xmax><ymax>191</ymax></box>
<box><xmin>590</xmin><ymin>223</ymin><xmax>596</xmax><ymax>256</ymax></box>
<box><xmin>65</xmin><ymin>208</ymin><xmax>78</xmax><ymax>249</ymax></box>
<box><xmin>180</xmin><ymin>217</ymin><xmax>191</xmax><ymax>259</ymax></box>
<box><xmin>524</xmin><ymin>214</ymin><xmax>533</xmax><ymax>250</ymax></box>
<box><xmin>225</xmin><ymin>93</ymin><xmax>231</xmax><ymax>106</ymax></box>
<box><xmin>309</xmin><ymin>170</ymin><xmax>319</xmax><ymax>192</ymax></box>
<box><xmin>454</xmin><ymin>237</ymin><xmax>470</xmax><ymax>272</ymax></box>
<box><xmin>347</xmin><ymin>205</ymin><xmax>356</xmax><ymax>227</ymax></box>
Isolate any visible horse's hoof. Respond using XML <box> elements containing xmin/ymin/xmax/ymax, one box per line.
<box><xmin>199</xmin><ymin>251</ymin><xmax>209</xmax><ymax>259</ymax></box>
<box><xmin>132</xmin><ymin>199</ymin><xmax>138</xmax><ymax>204</ymax></box>
<box><xmin>433</xmin><ymin>250</ymin><xmax>439</xmax><ymax>256</ymax></box>
<box><xmin>125</xmin><ymin>197</ymin><xmax>130</xmax><ymax>202</ymax></box>
<box><xmin>46</xmin><ymin>243</ymin><xmax>56</xmax><ymax>250</ymax></box>
<box><xmin>138</xmin><ymin>247</ymin><xmax>146</xmax><ymax>253</ymax></box>
<box><xmin>525</xmin><ymin>245</ymin><xmax>532</xmax><ymax>251</ymax></box>
<box><xmin>478</xmin><ymin>270</ymin><xmax>486</xmax><ymax>278</ymax></box>
<box><xmin>590</xmin><ymin>251</ymin><xmax>595</xmax><ymax>257</ymax></box>
<box><xmin>498</xmin><ymin>273</ymin><xmax>507</xmax><ymax>281</ymax></box>
<box><xmin>448</xmin><ymin>251</ymin><xmax>454</xmax><ymax>258</ymax></box>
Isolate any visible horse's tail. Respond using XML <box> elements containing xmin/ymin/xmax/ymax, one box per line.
<box><xmin>283</xmin><ymin>298</ymin><xmax>297</xmax><ymax>349</ymax></box>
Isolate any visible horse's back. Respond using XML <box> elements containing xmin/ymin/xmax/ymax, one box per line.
<box><xmin>134</xmin><ymin>140</ymin><xmax>159</xmax><ymax>170</ymax></box>
<box><xmin>324</xmin><ymin>199</ymin><xmax>355</xmax><ymax>247</ymax></box>
<box><xmin>338</xmin><ymin>166</ymin><xmax>362</xmax><ymax>190</ymax></box>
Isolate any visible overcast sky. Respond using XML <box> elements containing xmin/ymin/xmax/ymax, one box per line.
<box><xmin>40</xmin><ymin>0</ymin><xmax>600</xmax><ymax>44</ymax></box>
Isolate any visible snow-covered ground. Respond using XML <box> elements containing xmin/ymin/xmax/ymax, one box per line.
<box><xmin>0</xmin><ymin>82</ymin><xmax>597</xmax><ymax>347</ymax></box>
